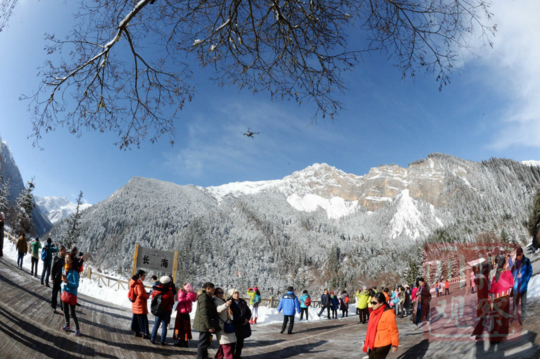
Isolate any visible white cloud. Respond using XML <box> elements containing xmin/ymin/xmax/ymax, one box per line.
<box><xmin>481</xmin><ymin>0</ymin><xmax>540</xmax><ymax>149</ymax></box>
<box><xmin>164</xmin><ymin>100</ymin><xmax>341</xmax><ymax>179</ymax></box>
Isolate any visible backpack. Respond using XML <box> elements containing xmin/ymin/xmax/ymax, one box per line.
<box><xmin>41</xmin><ymin>246</ymin><xmax>49</xmax><ymax>261</ymax></box>
<box><xmin>128</xmin><ymin>287</ymin><xmax>137</xmax><ymax>303</ymax></box>
<box><xmin>304</xmin><ymin>297</ymin><xmax>312</xmax><ymax>307</ymax></box>
<box><xmin>344</xmin><ymin>296</ymin><xmax>349</xmax><ymax>304</ymax></box>
<box><xmin>151</xmin><ymin>294</ymin><xmax>164</xmax><ymax>316</ymax></box>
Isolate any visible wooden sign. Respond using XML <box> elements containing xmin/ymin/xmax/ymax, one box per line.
<box><xmin>132</xmin><ymin>244</ymin><xmax>178</xmax><ymax>284</ymax></box>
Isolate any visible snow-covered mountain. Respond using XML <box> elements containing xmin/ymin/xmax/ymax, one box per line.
<box><xmin>35</xmin><ymin>196</ymin><xmax>92</xmax><ymax>225</ymax></box>
<box><xmin>48</xmin><ymin>154</ymin><xmax>540</xmax><ymax>292</ymax></box>
<box><xmin>0</xmin><ymin>134</ymin><xmax>53</xmax><ymax>236</ymax></box>
<box><xmin>523</xmin><ymin>160</ymin><xmax>540</xmax><ymax>167</ymax></box>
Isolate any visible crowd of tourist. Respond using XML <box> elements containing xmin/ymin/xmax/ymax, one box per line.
<box><xmin>0</xmin><ymin>224</ymin><xmax>535</xmax><ymax>359</ymax></box>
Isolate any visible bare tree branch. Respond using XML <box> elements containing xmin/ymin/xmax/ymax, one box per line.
<box><xmin>4</xmin><ymin>0</ymin><xmax>495</xmax><ymax>148</ymax></box>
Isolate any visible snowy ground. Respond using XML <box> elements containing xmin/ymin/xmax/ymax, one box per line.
<box><xmin>3</xmin><ymin>238</ymin><xmax>344</xmax><ymax>325</ymax></box>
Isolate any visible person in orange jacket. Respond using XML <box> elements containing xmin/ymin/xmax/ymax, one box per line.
<box><xmin>363</xmin><ymin>292</ymin><xmax>399</xmax><ymax>359</ymax></box>
<box><xmin>129</xmin><ymin>269</ymin><xmax>150</xmax><ymax>338</ymax></box>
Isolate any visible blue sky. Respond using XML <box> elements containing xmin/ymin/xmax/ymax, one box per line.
<box><xmin>1</xmin><ymin>0</ymin><xmax>539</xmax><ymax>205</ymax></box>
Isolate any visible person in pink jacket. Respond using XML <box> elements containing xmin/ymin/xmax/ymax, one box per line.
<box><xmin>488</xmin><ymin>256</ymin><xmax>514</xmax><ymax>342</ymax></box>
<box><xmin>173</xmin><ymin>283</ymin><xmax>197</xmax><ymax>347</ymax></box>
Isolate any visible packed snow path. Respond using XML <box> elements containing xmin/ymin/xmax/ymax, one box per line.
<box><xmin>1</xmin><ymin>256</ymin><xmax>540</xmax><ymax>358</ymax></box>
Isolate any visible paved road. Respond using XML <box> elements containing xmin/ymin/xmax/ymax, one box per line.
<box><xmin>1</xmin><ymin>255</ymin><xmax>539</xmax><ymax>358</ymax></box>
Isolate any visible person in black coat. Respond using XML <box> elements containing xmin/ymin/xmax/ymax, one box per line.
<box><xmin>51</xmin><ymin>245</ymin><xmax>67</xmax><ymax>313</ymax></box>
<box><xmin>317</xmin><ymin>289</ymin><xmax>331</xmax><ymax>319</ymax></box>
<box><xmin>228</xmin><ymin>289</ymin><xmax>252</xmax><ymax>359</ymax></box>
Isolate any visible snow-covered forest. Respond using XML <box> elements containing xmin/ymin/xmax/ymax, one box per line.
<box><xmin>46</xmin><ymin>153</ymin><xmax>540</xmax><ymax>295</ymax></box>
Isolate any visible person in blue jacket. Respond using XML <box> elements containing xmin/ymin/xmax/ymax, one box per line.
<box><xmin>511</xmin><ymin>247</ymin><xmax>533</xmax><ymax>324</ymax></box>
<box><xmin>330</xmin><ymin>292</ymin><xmax>340</xmax><ymax>319</ymax></box>
<box><xmin>41</xmin><ymin>238</ymin><xmax>59</xmax><ymax>287</ymax></box>
<box><xmin>299</xmin><ymin>290</ymin><xmax>311</xmax><ymax>320</ymax></box>
<box><xmin>277</xmin><ymin>286</ymin><xmax>301</xmax><ymax>334</ymax></box>
<box><xmin>61</xmin><ymin>253</ymin><xmax>81</xmax><ymax>336</ymax></box>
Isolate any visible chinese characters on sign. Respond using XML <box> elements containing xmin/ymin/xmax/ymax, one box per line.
<box><xmin>136</xmin><ymin>246</ymin><xmax>175</xmax><ymax>273</ymax></box>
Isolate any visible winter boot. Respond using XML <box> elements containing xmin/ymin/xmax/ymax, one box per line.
<box><xmin>254</xmin><ymin>317</ymin><xmax>257</xmax><ymax>324</ymax></box>
<box><xmin>249</xmin><ymin>318</ymin><xmax>254</xmax><ymax>324</ymax></box>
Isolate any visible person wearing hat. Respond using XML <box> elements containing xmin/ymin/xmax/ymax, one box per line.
<box><xmin>150</xmin><ymin>276</ymin><xmax>175</xmax><ymax>345</ymax></box>
<box><xmin>246</xmin><ymin>287</ymin><xmax>260</xmax><ymax>324</ymax></box>
<box><xmin>228</xmin><ymin>288</ymin><xmax>252</xmax><ymax>359</ymax></box>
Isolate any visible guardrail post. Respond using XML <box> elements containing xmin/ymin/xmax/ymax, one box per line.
<box><xmin>87</xmin><ymin>267</ymin><xmax>92</xmax><ymax>279</ymax></box>
<box><xmin>269</xmin><ymin>296</ymin><xmax>273</xmax><ymax>308</ymax></box>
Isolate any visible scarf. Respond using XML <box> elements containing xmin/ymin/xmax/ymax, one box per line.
<box><xmin>363</xmin><ymin>305</ymin><xmax>386</xmax><ymax>353</ymax></box>
<box><xmin>64</xmin><ymin>263</ymin><xmax>72</xmax><ymax>274</ymax></box>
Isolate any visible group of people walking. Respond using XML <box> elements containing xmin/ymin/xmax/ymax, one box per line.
<box><xmin>11</xmin><ymin>232</ymin><xmax>84</xmax><ymax>336</ymax></box>
<box><xmin>129</xmin><ymin>277</ymin><xmax>254</xmax><ymax>359</ymax></box>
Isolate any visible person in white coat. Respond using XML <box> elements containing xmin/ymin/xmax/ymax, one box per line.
<box><xmin>213</xmin><ymin>288</ymin><xmax>237</xmax><ymax>359</ymax></box>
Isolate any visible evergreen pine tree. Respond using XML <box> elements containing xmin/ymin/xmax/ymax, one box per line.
<box><xmin>500</xmin><ymin>228</ymin><xmax>510</xmax><ymax>243</ymax></box>
<box><xmin>15</xmin><ymin>180</ymin><xmax>35</xmax><ymax>235</ymax></box>
<box><xmin>63</xmin><ymin>191</ymin><xmax>85</xmax><ymax>249</ymax></box>
<box><xmin>0</xmin><ymin>175</ymin><xmax>10</xmax><ymax>214</ymax></box>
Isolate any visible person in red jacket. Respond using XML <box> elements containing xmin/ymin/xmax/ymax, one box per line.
<box><xmin>150</xmin><ymin>276</ymin><xmax>175</xmax><ymax>345</ymax></box>
<box><xmin>129</xmin><ymin>270</ymin><xmax>150</xmax><ymax>338</ymax></box>
<box><xmin>173</xmin><ymin>283</ymin><xmax>197</xmax><ymax>347</ymax></box>
<box><xmin>488</xmin><ymin>256</ymin><xmax>514</xmax><ymax>342</ymax></box>
<box><xmin>363</xmin><ymin>292</ymin><xmax>399</xmax><ymax>359</ymax></box>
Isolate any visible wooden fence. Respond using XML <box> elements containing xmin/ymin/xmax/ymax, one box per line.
<box><xmin>2</xmin><ymin>229</ymin><xmax>481</xmax><ymax>308</ymax></box>
<box><xmin>82</xmin><ymin>267</ymin><xmax>328</xmax><ymax>308</ymax></box>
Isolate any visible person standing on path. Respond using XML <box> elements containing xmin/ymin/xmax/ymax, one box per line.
<box><xmin>173</xmin><ymin>283</ymin><xmax>197</xmax><ymax>347</ymax></box>
<box><xmin>299</xmin><ymin>290</ymin><xmax>311</xmax><ymax>320</ymax></box>
<box><xmin>318</xmin><ymin>289</ymin><xmax>331</xmax><ymax>319</ymax></box>
<box><xmin>41</xmin><ymin>238</ymin><xmax>58</xmax><ymax>286</ymax></box>
<box><xmin>60</xmin><ymin>253</ymin><xmax>81</xmax><ymax>336</ymax></box>
<box><xmin>470</xmin><ymin>262</ymin><xmax>491</xmax><ymax>340</ymax></box>
<box><xmin>277</xmin><ymin>286</ymin><xmax>301</xmax><ymax>334</ymax></box>
<box><xmin>246</xmin><ymin>287</ymin><xmax>260</xmax><ymax>324</ymax></box>
<box><xmin>397</xmin><ymin>287</ymin><xmax>405</xmax><ymax>318</ymax></box>
<box><xmin>16</xmin><ymin>232</ymin><xmax>28</xmax><ymax>269</ymax></box>
<box><xmin>413</xmin><ymin>278</ymin><xmax>431</xmax><ymax>329</ymax></box>
<box><xmin>29</xmin><ymin>237</ymin><xmax>42</xmax><ymax>277</ymax></box>
<box><xmin>356</xmin><ymin>287</ymin><xmax>370</xmax><ymax>322</ymax></box>
<box><xmin>228</xmin><ymin>288</ymin><xmax>252</xmax><ymax>359</ymax></box>
<box><xmin>129</xmin><ymin>269</ymin><xmax>150</xmax><ymax>339</ymax></box>
<box><xmin>363</xmin><ymin>292</ymin><xmax>399</xmax><ymax>359</ymax></box>
<box><xmin>444</xmin><ymin>280</ymin><xmax>450</xmax><ymax>296</ymax></box>
<box><xmin>193</xmin><ymin>282</ymin><xmax>220</xmax><ymax>359</ymax></box>
<box><xmin>150</xmin><ymin>276</ymin><xmax>174</xmax><ymax>345</ymax></box>
<box><xmin>330</xmin><ymin>292</ymin><xmax>339</xmax><ymax>319</ymax></box>
<box><xmin>0</xmin><ymin>212</ymin><xmax>4</xmax><ymax>257</ymax></box>
<box><xmin>51</xmin><ymin>245</ymin><xmax>66</xmax><ymax>314</ymax></box>
<box><xmin>403</xmin><ymin>285</ymin><xmax>411</xmax><ymax>316</ymax></box>
<box><xmin>489</xmin><ymin>256</ymin><xmax>514</xmax><ymax>342</ymax></box>
<box><xmin>511</xmin><ymin>247</ymin><xmax>533</xmax><ymax>324</ymax></box>
<box><xmin>213</xmin><ymin>288</ymin><xmax>236</xmax><ymax>359</ymax></box>
<box><xmin>340</xmin><ymin>290</ymin><xmax>349</xmax><ymax>318</ymax></box>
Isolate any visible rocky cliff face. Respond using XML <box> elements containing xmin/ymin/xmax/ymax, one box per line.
<box><xmin>48</xmin><ymin>154</ymin><xmax>540</xmax><ymax>292</ymax></box>
<box><xmin>0</xmin><ymin>134</ymin><xmax>53</xmax><ymax>236</ymax></box>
